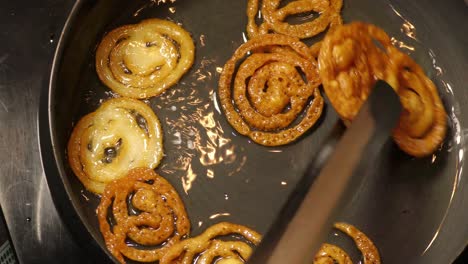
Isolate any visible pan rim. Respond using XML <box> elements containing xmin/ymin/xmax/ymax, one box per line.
<box><xmin>38</xmin><ymin>0</ymin><xmax>112</xmax><ymax>261</ymax></box>
<box><xmin>38</xmin><ymin>0</ymin><xmax>468</xmax><ymax>263</ymax></box>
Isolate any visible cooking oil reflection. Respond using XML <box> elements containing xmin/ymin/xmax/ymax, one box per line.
<box><xmin>390</xmin><ymin>37</ymin><xmax>415</xmax><ymax>52</ymax></box>
<box><xmin>157</xmin><ymin>57</ymin><xmax>246</xmax><ymax>194</ymax></box>
<box><xmin>133</xmin><ymin>0</ymin><xmax>177</xmax><ymax>17</ymax></box>
<box><xmin>182</xmin><ymin>163</ymin><xmax>197</xmax><ymax>194</ymax></box>
<box><xmin>419</xmin><ymin>45</ymin><xmax>465</xmax><ymax>257</ymax></box>
<box><xmin>209</xmin><ymin>212</ymin><xmax>231</xmax><ymax>220</ymax></box>
<box><xmin>197</xmin><ymin>112</ymin><xmax>236</xmax><ymax>167</ymax></box>
<box><xmin>389</xmin><ymin>4</ymin><xmax>418</xmax><ymax>41</ymax></box>
<box><xmin>387</xmin><ymin>4</ymin><xmax>465</xmax><ymax>255</ymax></box>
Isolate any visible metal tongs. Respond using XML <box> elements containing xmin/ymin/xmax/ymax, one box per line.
<box><xmin>249</xmin><ymin>81</ymin><xmax>402</xmax><ymax>264</ymax></box>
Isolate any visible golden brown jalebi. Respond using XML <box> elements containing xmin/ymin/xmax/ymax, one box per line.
<box><xmin>386</xmin><ymin>47</ymin><xmax>447</xmax><ymax>157</ymax></box>
<box><xmin>318</xmin><ymin>22</ymin><xmax>447</xmax><ymax>156</ymax></box>
<box><xmin>68</xmin><ymin>98</ymin><xmax>163</xmax><ymax>194</ymax></box>
<box><xmin>314</xmin><ymin>243</ymin><xmax>352</xmax><ymax>264</ymax></box>
<box><xmin>97</xmin><ymin>168</ymin><xmax>190</xmax><ymax>264</ymax></box>
<box><xmin>318</xmin><ymin>22</ymin><xmax>393</xmax><ymax>124</ymax></box>
<box><xmin>247</xmin><ymin>0</ymin><xmax>343</xmax><ymax>39</ymax></box>
<box><xmin>218</xmin><ymin>34</ymin><xmax>324</xmax><ymax>146</ymax></box>
<box><xmin>313</xmin><ymin>223</ymin><xmax>380</xmax><ymax>264</ymax></box>
<box><xmin>96</xmin><ymin>19</ymin><xmax>195</xmax><ymax>99</ymax></box>
<box><xmin>160</xmin><ymin>222</ymin><xmax>261</xmax><ymax>264</ymax></box>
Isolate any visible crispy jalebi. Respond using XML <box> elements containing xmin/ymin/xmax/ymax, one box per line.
<box><xmin>313</xmin><ymin>223</ymin><xmax>380</xmax><ymax>264</ymax></box>
<box><xmin>386</xmin><ymin>47</ymin><xmax>447</xmax><ymax>157</ymax></box>
<box><xmin>96</xmin><ymin>19</ymin><xmax>195</xmax><ymax>99</ymax></box>
<box><xmin>218</xmin><ymin>34</ymin><xmax>323</xmax><ymax>146</ymax></box>
<box><xmin>247</xmin><ymin>0</ymin><xmax>343</xmax><ymax>40</ymax></box>
<box><xmin>318</xmin><ymin>22</ymin><xmax>446</xmax><ymax>156</ymax></box>
<box><xmin>67</xmin><ymin>98</ymin><xmax>163</xmax><ymax>194</ymax></box>
<box><xmin>318</xmin><ymin>22</ymin><xmax>393</xmax><ymax>124</ymax></box>
<box><xmin>160</xmin><ymin>222</ymin><xmax>261</xmax><ymax>264</ymax></box>
<box><xmin>97</xmin><ymin>168</ymin><xmax>190</xmax><ymax>264</ymax></box>
<box><xmin>314</xmin><ymin>243</ymin><xmax>352</xmax><ymax>264</ymax></box>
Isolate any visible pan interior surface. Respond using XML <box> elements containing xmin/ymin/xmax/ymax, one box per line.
<box><xmin>46</xmin><ymin>0</ymin><xmax>468</xmax><ymax>263</ymax></box>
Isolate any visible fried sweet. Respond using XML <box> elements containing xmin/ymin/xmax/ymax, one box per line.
<box><xmin>67</xmin><ymin>98</ymin><xmax>163</xmax><ymax>194</ymax></box>
<box><xmin>314</xmin><ymin>243</ymin><xmax>352</xmax><ymax>264</ymax></box>
<box><xmin>318</xmin><ymin>22</ymin><xmax>392</xmax><ymax>123</ymax></box>
<box><xmin>387</xmin><ymin>48</ymin><xmax>447</xmax><ymax>157</ymax></box>
<box><xmin>97</xmin><ymin>168</ymin><xmax>190</xmax><ymax>264</ymax></box>
<box><xmin>218</xmin><ymin>34</ymin><xmax>324</xmax><ymax>146</ymax></box>
<box><xmin>247</xmin><ymin>0</ymin><xmax>343</xmax><ymax>40</ymax></box>
<box><xmin>333</xmin><ymin>223</ymin><xmax>381</xmax><ymax>264</ymax></box>
<box><xmin>160</xmin><ymin>222</ymin><xmax>261</xmax><ymax>264</ymax></box>
<box><xmin>318</xmin><ymin>22</ymin><xmax>446</xmax><ymax>156</ymax></box>
<box><xmin>313</xmin><ymin>223</ymin><xmax>380</xmax><ymax>264</ymax></box>
<box><xmin>96</xmin><ymin>19</ymin><xmax>195</xmax><ymax>99</ymax></box>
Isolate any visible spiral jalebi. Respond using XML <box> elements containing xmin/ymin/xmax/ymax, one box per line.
<box><xmin>96</xmin><ymin>19</ymin><xmax>195</xmax><ymax>99</ymax></box>
<box><xmin>97</xmin><ymin>168</ymin><xmax>190</xmax><ymax>263</ymax></box>
<box><xmin>318</xmin><ymin>22</ymin><xmax>446</xmax><ymax>156</ymax></box>
<box><xmin>313</xmin><ymin>222</ymin><xmax>380</xmax><ymax>264</ymax></box>
<box><xmin>160</xmin><ymin>222</ymin><xmax>261</xmax><ymax>264</ymax></box>
<box><xmin>247</xmin><ymin>0</ymin><xmax>343</xmax><ymax>40</ymax></box>
<box><xmin>68</xmin><ymin>98</ymin><xmax>163</xmax><ymax>194</ymax></box>
<box><xmin>218</xmin><ymin>34</ymin><xmax>323</xmax><ymax>146</ymax></box>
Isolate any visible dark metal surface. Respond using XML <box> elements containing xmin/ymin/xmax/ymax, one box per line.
<box><xmin>0</xmin><ymin>1</ymin><xmax>85</xmax><ymax>263</ymax></box>
<box><xmin>0</xmin><ymin>1</ymin><xmax>467</xmax><ymax>264</ymax></box>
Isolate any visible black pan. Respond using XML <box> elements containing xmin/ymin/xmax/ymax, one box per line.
<box><xmin>40</xmin><ymin>0</ymin><xmax>468</xmax><ymax>263</ymax></box>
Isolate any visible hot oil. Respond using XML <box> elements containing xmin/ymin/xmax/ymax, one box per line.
<box><xmin>331</xmin><ymin>0</ymin><xmax>465</xmax><ymax>263</ymax></box>
<box><xmin>127</xmin><ymin>0</ymin><xmax>336</xmax><ymax>237</ymax></box>
<box><xmin>74</xmin><ymin>0</ymin><xmax>332</xmax><ymax>240</ymax></box>
<box><xmin>72</xmin><ymin>0</ymin><xmax>465</xmax><ymax>262</ymax></box>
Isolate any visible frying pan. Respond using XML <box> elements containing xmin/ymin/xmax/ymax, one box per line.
<box><xmin>39</xmin><ymin>0</ymin><xmax>468</xmax><ymax>263</ymax></box>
